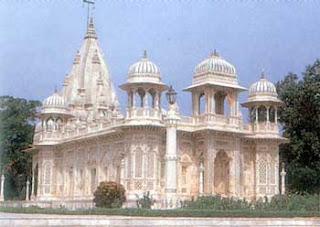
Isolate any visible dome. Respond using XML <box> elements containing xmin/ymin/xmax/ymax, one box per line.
<box><xmin>249</xmin><ymin>74</ymin><xmax>277</xmax><ymax>97</ymax></box>
<box><xmin>127</xmin><ymin>50</ymin><xmax>161</xmax><ymax>84</ymax></box>
<box><xmin>241</xmin><ymin>73</ymin><xmax>283</xmax><ymax>107</ymax></box>
<box><xmin>194</xmin><ymin>51</ymin><xmax>236</xmax><ymax>76</ymax></box>
<box><xmin>42</xmin><ymin>91</ymin><xmax>69</xmax><ymax>115</ymax></box>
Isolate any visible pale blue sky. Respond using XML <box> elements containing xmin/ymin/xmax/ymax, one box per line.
<box><xmin>1</xmin><ymin>1</ymin><xmax>320</xmax><ymax>116</ymax></box>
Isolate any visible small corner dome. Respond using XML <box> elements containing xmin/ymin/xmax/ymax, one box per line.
<box><xmin>127</xmin><ymin>50</ymin><xmax>161</xmax><ymax>83</ymax></box>
<box><xmin>194</xmin><ymin>50</ymin><xmax>236</xmax><ymax>76</ymax></box>
<box><xmin>42</xmin><ymin>91</ymin><xmax>69</xmax><ymax>114</ymax></box>
<box><xmin>249</xmin><ymin>74</ymin><xmax>277</xmax><ymax>97</ymax></box>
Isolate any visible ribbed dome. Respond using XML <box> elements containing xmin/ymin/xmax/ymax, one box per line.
<box><xmin>249</xmin><ymin>74</ymin><xmax>277</xmax><ymax>97</ymax></box>
<box><xmin>43</xmin><ymin>92</ymin><xmax>68</xmax><ymax>108</ymax></box>
<box><xmin>127</xmin><ymin>50</ymin><xmax>162</xmax><ymax>84</ymax></box>
<box><xmin>194</xmin><ymin>51</ymin><xmax>236</xmax><ymax>76</ymax></box>
<box><xmin>41</xmin><ymin>91</ymin><xmax>71</xmax><ymax>115</ymax></box>
<box><xmin>128</xmin><ymin>51</ymin><xmax>160</xmax><ymax>77</ymax></box>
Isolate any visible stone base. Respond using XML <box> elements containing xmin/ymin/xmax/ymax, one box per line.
<box><xmin>0</xmin><ymin>213</ymin><xmax>319</xmax><ymax>226</ymax></box>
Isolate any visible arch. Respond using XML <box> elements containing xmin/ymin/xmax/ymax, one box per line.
<box><xmin>214</xmin><ymin>150</ymin><xmax>230</xmax><ymax>195</ymax></box>
<box><xmin>269</xmin><ymin>106</ymin><xmax>276</xmax><ymax>122</ymax></box>
<box><xmin>214</xmin><ymin>92</ymin><xmax>226</xmax><ymax>115</ymax></box>
<box><xmin>180</xmin><ymin>153</ymin><xmax>199</xmax><ymax>195</ymax></box>
<box><xmin>46</xmin><ymin>118</ymin><xmax>54</xmax><ymax>131</ymax></box>
<box><xmin>258</xmin><ymin>105</ymin><xmax>267</xmax><ymax>122</ymax></box>
<box><xmin>56</xmin><ymin>117</ymin><xmax>63</xmax><ymax>131</ymax></box>
<box><xmin>224</xmin><ymin>96</ymin><xmax>230</xmax><ymax>117</ymax></box>
<box><xmin>137</xmin><ymin>88</ymin><xmax>145</xmax><ymax>108</ymax></box>
<box><xmin>249</xmin><ymin>107</ymin><xmax>255</xmax><ymax>123</ymax></box>
<box><xmin>199</xmin><ymin>92</ymin><xmax>205</xmax><ymax>115</ymax></box>
<box><xmin>148</xmin><ymin>88</ymin><xmax>156</xmax><ymax>108</ymax></box>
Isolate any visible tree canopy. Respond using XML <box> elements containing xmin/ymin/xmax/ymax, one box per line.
<box><xmin>276</xmin><ymin>60</ymin><xmax>320</xmax><ymax>193</ymax></box>
<box><xmin>0</xmin><ymin>96</ymin><xmax>41</xmax><ymax>199</ymax></box>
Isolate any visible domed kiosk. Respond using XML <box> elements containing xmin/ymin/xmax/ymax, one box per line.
<box><xmin>120</xmin><ymin>50</ymin><xmax>168</xmax><ymax>121</ymax></box>
<box><xmin>242</xmin><ymin>73</ymin><xmax>283</xmax><ymax>134</ymax></box>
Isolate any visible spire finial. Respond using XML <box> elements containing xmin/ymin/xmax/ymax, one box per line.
<box><xmin>83</xmin><ymin>0</ymin><xmax>95</xmax><ymax>29</ymax></box>
<box><xmin>210</xmin><ymin>49</ymin><xmax>219</xmax><ymax>57</ymax></box>
<box><xmin>260</xmin><ymin>68</ymin><xmax>265</xmax><ymax>79</ymax></box>
<box><xmin>143</xmin><ymin>49</ymin><xmax>147</xmax><ymax>58</ymax></box>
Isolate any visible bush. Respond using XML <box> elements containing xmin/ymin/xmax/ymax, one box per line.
<box><xmin>136</xmin><ymin>191</ymin><xmax>154</xmax><ymax>209</ymax></box>
<box><xmin>93</xmin><ymin>182</ymin><xmax>126</xmax><ymax>208</ymax></box>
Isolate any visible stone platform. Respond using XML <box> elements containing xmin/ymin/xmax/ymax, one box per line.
<box><xmin>1</xmin><ymin>212</ymin><xmax>320</xmax><ymax>226</ymax></box>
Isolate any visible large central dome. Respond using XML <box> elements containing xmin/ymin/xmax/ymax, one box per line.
<box><xmin>194</xmin><ymin>51</ymin><xmax>236</xmax><ymax>76</ymax></box>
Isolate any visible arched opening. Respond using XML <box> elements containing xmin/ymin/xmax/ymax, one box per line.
<box><xmin>269</xmin><ymin>106</ymin><xmax>276</xmax><ymax>122</ymax></box>
<box><xmin>224</xmin><ymin>95</ymin><xmax>230</xmax><ymax>117</ymax></box>
<box><xmin>214</xmin><ymin>151</ymin><xmax>230</xmax><ymax>195</ymax></box>
<box><xmin>180</xmin><ymin>154</ymin><xmax>199</xmax><ymax>195</ymax></box>
<box><xmin>148</xmin><ymin>88</ymin><xmax>156</xmax><ymax>108</ymax></box>
<box><xmin>249</xmin><ymin>107</ymin><xmax>255</xmax><ymax>123</ymax></box>
<box><xmin>138</xmin><ymin>88</ymin><xmax>145</xmax><ymax>107</ymax></box>
<box><xmin>46</xmin><ymin>118</ymin><xmax>54</xmax><ymax>131</ymax></box>
<box><xmin>56</xmin><ymin>117</ymin><xmax>63</xmax><ymax>131</ymax></box>
<box><xmin>258</xmin><ymin>105</ymin><xmax>267</xmax><ymax>122</ymax></box>
<box><xmin>214</xmin><ymin>92</ymin><xmax>225</xmax><ymax>115</ymax></box>
<box><xmin>199</xmin><ymin>92</ymin><xmax>205</xmax><ymax>115</ymax></box>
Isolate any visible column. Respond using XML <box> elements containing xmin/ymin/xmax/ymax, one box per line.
<box><xmin>132</xmin><ymin>89</ymin><xmax>136</xmax><ymax>108</ymax></box>
<box><xmin>275</xmin><ymin>106</ymin><xmax>278</xmax><ymax>124</ymax></box>
<box><xmin>234</xmin><ymin>138</ymin><xmax>241</xmax><ymax>196</ymax></box>
<box><xmin>26</xmin><ymin>180</ymin><xmax>30</xmax><ymax>201</ymax></box>
<box><xmin>0</xmin><ymin>174</ymin><xmax>5</xmax><ymax>201</ymax></box>
<box><xmin>199</xmin><ymin>163</ymin><xmax>204</xmax><ymax>195</ymax></box>
<box><xmin>255</xmin><ymin>107</ymin><xmax>258</xmax><ymax>123</ymax></box>
<box><xmin>120</xmin><ymin>159</ymin><xmax>125</xmax><ymax>186</ymax></box>
<box><xmin>31</xmin><ymin>167</ymin><xmax>35</xmax><ymax>200</ymax></box>
<box><xmin>266</xmin><ymin>106</ymin><xmax>270</xmax><ymax>131</ymax></box>
<box><xmin>164</xmin><ymin>105</ymin><xmax>180</xmax><ymax>208</ymax></box>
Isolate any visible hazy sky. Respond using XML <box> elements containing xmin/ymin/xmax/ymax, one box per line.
<box><xmin>1</xmin><ymin>1</ymin><xmax>320</xmax><ymax>116</ymax></box>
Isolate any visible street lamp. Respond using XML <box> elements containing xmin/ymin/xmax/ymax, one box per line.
<box><xmin>166</xmin><ymin>85</ymin><xmax>177</xmax><ymax>105</ymax></box>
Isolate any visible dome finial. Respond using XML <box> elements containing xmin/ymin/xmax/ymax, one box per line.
<box><xmin>54</xmin><ymin>85</ymin><xmax>58</xmax><ymax>93</ymax></box>
<box><xmin>260</xmin><ymin>68</ymin><xmax>265</xmax><ymax>79</ymax></box>
<box><xmin>143</xmin><ymin>49</ymin><xmax>147</xmax><ymax>59</ymax></box>
<box><xmin>210</xmin><ymin>49</ymin><xmax>219</xmax><ymax>57</ymax></box>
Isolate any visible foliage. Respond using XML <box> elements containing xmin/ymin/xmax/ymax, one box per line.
<box><xmin>136</xmin><ymin>191</ymin><xmax>154</xmax><ymax>209</ymax></box>
<box><xmin>93</xmin><ymin>181</ymin><xmax>126</xmax><ymax>208</ymax></box>
<box><xmin>276</xmin><ymin>60</ymin><xmax>320</xmax><ymax>193</ymax></box>
<box><xmin>0</xmin><ymin>96</ymin><xmax>41</xmax><ymax>200</ymax></box>
<box><xmin>187</xmin><ymin>194</ymin><xmax>320</xmax><ymax>212</ymax></box>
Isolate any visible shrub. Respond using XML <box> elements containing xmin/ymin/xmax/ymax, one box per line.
<box><xmin>93</xmin><ymin>181</ymin><xmax>126</xmax><ymax>208</ymax></box>
<box><xmin>136</xmin><ymin>191</ymin><xmax>154</xmax><ymax>209</ymax></box>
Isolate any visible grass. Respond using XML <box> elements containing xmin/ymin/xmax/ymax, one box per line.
<box><xmin>0</xmin><ymin>206</ymin><xmax>320</xmax><ymax>217</ymax></box>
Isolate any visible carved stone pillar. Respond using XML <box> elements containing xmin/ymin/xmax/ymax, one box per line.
<box><xmin>234</xmin><ymin>138</ymin><xmax>241</xmax><ymax>196</ymax></box>
<box><xmin>199</xmin><ymin>163</ymin><xmax>204</xmax><ymax>195</ymax></box>
<box><xmin>26</xmin><ymin>180</ymin><xmax>30</xmax><ymax>201</ymax></box>
<box><xmin>31</xmin><ymin>167</ymin><xmax>35</xmax><ymax>200</ymax></box>
<box><xmin>164</xmin><ymin>104</ymin><xmax>180</xmax><ymax>207</ymax></box>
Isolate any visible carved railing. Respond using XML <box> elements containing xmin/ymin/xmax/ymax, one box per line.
<box><xmin>126</xmin><ymin>107</ymin><xmax>162</xmax><ymax>120</ymax></box>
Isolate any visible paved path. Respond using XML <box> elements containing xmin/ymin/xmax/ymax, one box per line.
<box><xmin>1</xmin><ymin>212</ymin><xmax>320</xmax><ymax>226</ymax></box>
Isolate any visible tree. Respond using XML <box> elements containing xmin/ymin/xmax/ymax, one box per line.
<box><xmin>93</xmin><ymin>181</ymin><xmax>126</xmax><ymax>208</ymax></box>
<box><xmin>276</xmin><ymin>60</ymin><xmax>320</xmax><ymax>193</ymax></box>
<box><xmin>0</xmin><ymin>96</ymin><xmax>41</xmax><ymax>199</ymax></box>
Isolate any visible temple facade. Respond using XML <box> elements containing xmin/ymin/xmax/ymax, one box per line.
<box><xmin>29</xmin><ymin>18</ymin><xmax>286</xmax><ymax>208</ymax></box>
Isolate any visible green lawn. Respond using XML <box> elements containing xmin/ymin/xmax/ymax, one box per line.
<box><xmin>0</xmin><ymin>206</ymin><xmax>319</xmax><ymax>217</ymax></box>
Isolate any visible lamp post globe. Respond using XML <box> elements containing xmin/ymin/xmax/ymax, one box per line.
<box><xmin>166</xmin><ymin>85</ymin><xmax>177</xmax><ymax>105</ymax></box>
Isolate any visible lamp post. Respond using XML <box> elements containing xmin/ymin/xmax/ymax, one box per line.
<box><xmin>164</xmin><ymin>85</ymin><xmax>179</xmax><ymax>208</ymax></box>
